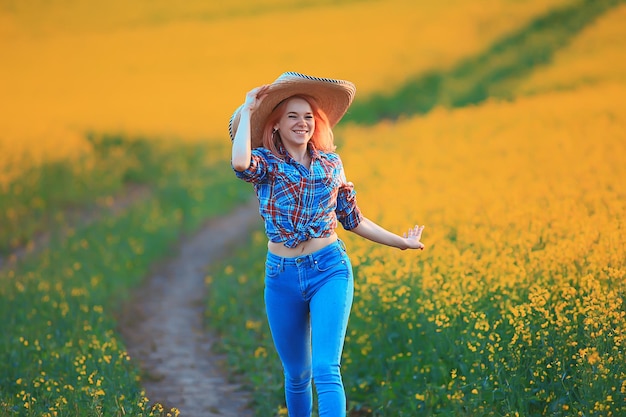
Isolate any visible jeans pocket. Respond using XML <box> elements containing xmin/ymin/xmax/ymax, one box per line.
<box><xmin>314</xmin><ymin>249</ymin><xmax>347</xmax><ymax>272</ymax></box>
<box><xmin>265</xmin><ymin>259</ymin><xmax>281</xmax><ymax>278</ymax></box>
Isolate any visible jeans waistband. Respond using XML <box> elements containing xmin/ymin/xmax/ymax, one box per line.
<box><xmin>267</xmin><ymin>239</ymin><xmax>346</xmax><ymax>267</ymax></box>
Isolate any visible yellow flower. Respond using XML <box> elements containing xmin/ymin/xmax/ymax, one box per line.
<box><xmin>254</xmin><ymin>347</ymin><xmax>267</xmax><ymax>358</ymax></box>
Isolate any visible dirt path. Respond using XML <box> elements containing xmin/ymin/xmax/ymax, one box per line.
<box><xmin>118</xmin><ymin>199</ymin><xmax>260</xmax><ymax>417</ymax></box>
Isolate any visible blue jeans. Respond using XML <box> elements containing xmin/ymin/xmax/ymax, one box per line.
<box><xmin>264</xmin><ymin>239</ymin><xmax>354</xmax><ymax>417</ymax></box>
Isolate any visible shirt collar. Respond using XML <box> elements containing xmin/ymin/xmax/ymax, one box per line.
<box><xmin>278</xmin><ymin>143</ymin><xmax>320</xmax><ymax>164</ymax></box>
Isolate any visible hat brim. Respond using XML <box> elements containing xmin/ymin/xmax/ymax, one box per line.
<box><xmin>229</xmin><ymin>72</ymin><xmax>356</xmax><ymax>148</ymax></box>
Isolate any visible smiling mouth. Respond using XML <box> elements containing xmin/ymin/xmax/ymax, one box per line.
<box><xmin>293</xmin><ymin>130</ymin><xmax>308</xmax><ymax>134</ymax></box>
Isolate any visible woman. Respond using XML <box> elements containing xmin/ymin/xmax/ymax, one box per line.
<box><xmin>230</xmin><ymin>72</ymin><xmax>425</xmax><ymax>417</ymax></box>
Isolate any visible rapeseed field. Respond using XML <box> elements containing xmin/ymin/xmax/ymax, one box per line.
<box><xmin>0</xmin><ymin>0</ymin><xmax>572</xmax><ymax>176</ymax></box>
<box><xmin>2</xmin><ymin>0</ymin><xmax>625</xmax><ymax>416</ymax></box>
<box><xmin>336</xmin><ymin>82</ymin><xmax>626</xmax><ymax>415</ymax></box>
<box><xmin>207</xmin><ymin>1</ymin><xmax>626</xmax><ymax>416</ymax></box>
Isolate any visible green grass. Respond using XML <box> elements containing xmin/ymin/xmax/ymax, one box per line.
<box><xmin>1</xmin><ymin>134</ymin><xmax>171</xmax><ymax>254</ymax></box>
<box><xmin>0</xmin><ymin>134</ymin><xmax>252</xmax><ymax>255</ymax></box>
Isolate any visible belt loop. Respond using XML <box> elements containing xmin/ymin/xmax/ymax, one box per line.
<box><xmin>280</xmin><ymin>256</ymin><xmax>285</xmax><ymax>272</ymax></box>
<box><xmin>307</xmin><ymin>253</ymin><xmax>315</xmax><ymax>268</ymax></box>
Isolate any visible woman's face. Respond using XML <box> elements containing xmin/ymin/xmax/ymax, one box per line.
<box><xmin>274</xmin><ymin>97</ymin><xmax>315</xmax><ymax>149</ymax></box>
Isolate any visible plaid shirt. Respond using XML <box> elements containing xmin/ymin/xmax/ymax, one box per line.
<box><xmin>234</xmin><ymin>145</ymin><xmax>363</xmax><ymax>248</ymax></box>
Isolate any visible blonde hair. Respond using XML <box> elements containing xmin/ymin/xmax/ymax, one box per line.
<box><xmin>261</xmin><ymin>94</ymin><xmax>336</xmax><ymax>156</ymax></box>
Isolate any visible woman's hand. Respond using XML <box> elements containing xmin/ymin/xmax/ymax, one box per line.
<box><xmin>242</xmin><ymin>85</ymin><xmax>270</xmax><ymax>113</ymax></box>
<box><xmin>403</xmin><ymin>225</ymin><xmax>425</xmax><ymax>250</ymax></box>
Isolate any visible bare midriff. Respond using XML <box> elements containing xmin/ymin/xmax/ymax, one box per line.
<box><xmin>268</xmin><ymin>233</ymin><xmax>338</xmax><ymax>258</ymax></box>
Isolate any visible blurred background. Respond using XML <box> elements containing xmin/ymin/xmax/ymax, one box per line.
<box><xmin>0</xmin><ymin>0</ymin><xmax>586</xmax><ymax>167</ymax></box>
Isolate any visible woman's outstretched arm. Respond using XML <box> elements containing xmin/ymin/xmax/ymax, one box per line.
<box><xmin>349</xmin><ymin>217</ymin><xmax>425</xmax><ymax>250</ymax></box>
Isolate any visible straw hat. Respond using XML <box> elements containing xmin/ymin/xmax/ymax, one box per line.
<box><xmin>229</xmin><ymin>71</ymin><xmax>356</xmax><ymax>148</ymax></box>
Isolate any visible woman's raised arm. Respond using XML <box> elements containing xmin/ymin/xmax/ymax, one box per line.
<box><xmin>231</xmin><ymin>85</ymin><xmax>269</xmax><ymax>171</ymax></box>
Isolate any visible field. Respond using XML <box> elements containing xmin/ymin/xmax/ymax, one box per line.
<box><xmin>2</xmin><ymin>0</ymin><xmax>625</xmax><ymax>416</ymax></box>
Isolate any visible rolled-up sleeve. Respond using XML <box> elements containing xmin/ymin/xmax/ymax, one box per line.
<box><xmin>233</xmin><ymin>149</ymin><xmax>269</xmax><ymax>184</ymax></box>
<box><xmin>336</xmin><ymin>179</ymin><xmax>363</xmax><ymax>230</ymax></box>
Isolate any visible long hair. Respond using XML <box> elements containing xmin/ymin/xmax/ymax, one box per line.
<box><xmin>261</xmin><ymin>94</ymin><xmax>336</xmax><ymax>156</ymax></box>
